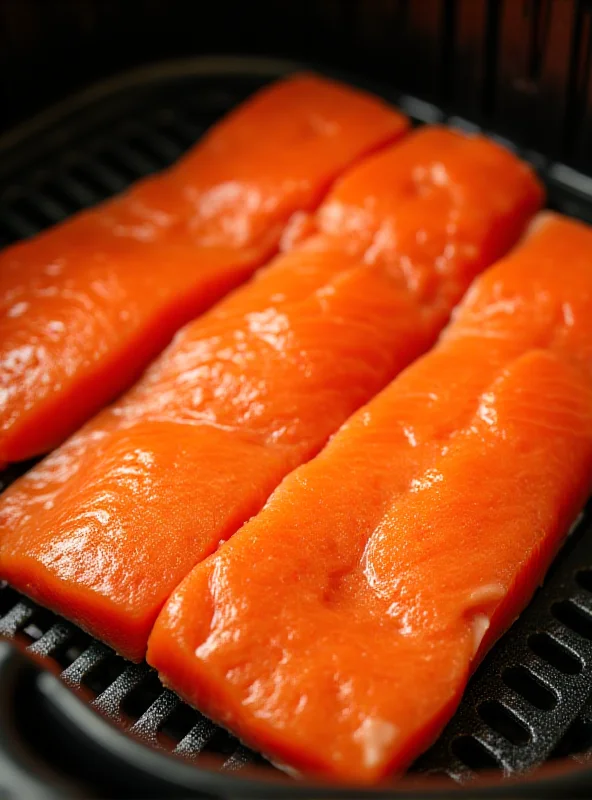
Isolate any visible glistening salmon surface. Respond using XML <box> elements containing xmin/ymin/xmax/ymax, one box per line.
<box><xmin>148</xmin><ymin>213</ymin><xmax>592</xmax><ymax>784</ymax></box>
<box><xmin>0</xmin><ymin>73</ymin><xmax>405</xmax><ymax>465</ymax></box>
<box><xmin>0</xmin><ymin>127</ymin><xmax>542</xmax><ymax>661</ymax></box>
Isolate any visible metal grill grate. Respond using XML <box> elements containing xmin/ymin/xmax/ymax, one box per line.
<box><xmin>416</xmin><ymin>511</ymin><xmax>592</xmax><ymax>779</ymax></box>
<box><xmin>0</xmin><ymin>581</ymin><xmax>262</xmax><ymax>774</ymax></box>
<box><xmin>0</xmin><ymin>109</ymin><xmax>210</xmax><ymax>248</ymax></box>
<box><xmin>2</xmin><ymin>56</ymin><xmax>592</xmax><ymax>797</ymax></box>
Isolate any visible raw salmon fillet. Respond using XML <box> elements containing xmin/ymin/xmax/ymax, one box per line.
<box><xmin>0</xmin><ymin>74</ymin><xmax>407</xmax><ymax>465</ymax></box>
<box><xmin>0</xmin><ymin>127</ymin><xmax>542</xmax><ymax>662</ymax></box>
<box><xmin>148</xmin><ymin>213</ymin><xmax>592</xmax><ymax>784</ymax></box>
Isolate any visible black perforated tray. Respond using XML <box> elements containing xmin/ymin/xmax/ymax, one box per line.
<box><xmin>3</xmin><ymin>56</ymin><xmax>592</xmax><ymax>799</ymax></box>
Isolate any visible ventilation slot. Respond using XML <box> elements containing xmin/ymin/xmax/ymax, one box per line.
<box><xmin>7</xmin><ymin>195</ymin><xmax>54</xmax><ymax>231</ymax></box>
<box><xmin>81</xmin><ymin>653</ymin><xmax>127</xmax><ymax>696</ymax></box>
<box><xmin>552</xmin><ymin>600</ymin><xmax>592</xmax><ymax>640</ymax></box>
<box><xmin>0</xmin><ymin>207</ymin><xmax>42</xmax><ymax>240</ymax></box>
<box><xmin>502</xmin><ymin>665</ymin><xmax>558</xmax><ymax>711</ymax></box>
<box><xmin>94</xmin><ymin>148</ymin><xmax>147</xmax><ymax>184</ymax></box>
<box><xmin>68</xmin><ymin>161</ymin><xmax>125</xmax><ymax>199</ymax></box>
<box><xmin>477</xmin><ymin>700</ymin><xmax>531</xmax><ymax>746</ymax></box>
<box><xmin>51</xmin><ymin>173</ymin><xmax>101</xmax><ymax>210</ymax></box>
<box><xmin>51</xmin><ymin>630</ymin><xmax>93</xmax><ymax>669</ymax></box>
<box><xmin>20</xmin><ymin>622</ymin><xmax>45</xmax><ymax>643</ymax></box>
<box><xmin>200</xmin><ymin>726</ymin><xmax>243</xmax><ymax>758</ymax></box>
<box><xmin>11</xmin><ymin>193</ymin><xmax>69</xmax><ymax>227</ymax></box>
<box><xmin>120</xmin><ymin>672</ymin><xmax>164</xmax><ymax>722</ymax></box>
<box><xmin>450</xmin><ymin>735</ymin><xmax>500</xmax><ymax>771</ymax></box>
<box><xmin>88</xmin><ymin>153</ymin><xmax>137</xmax><ymax>191</ymax></box>
<box><xmin>39</xmin><ymin>179</ymin><xmax>88</xmax><ymax>216</ymax></box>
<box><xmin>131</xmin><ymin>127</ymin><xmax>184</xmax><ymax>165</ymax></box>
<box><xmin>0</xmin><ymin>584</ymin><xmax>19</xmax><ymax>616</ymax></box>
<box><xmin>18</xmin><ymin>609</ymin><xmax>57</xmax><ymax>646</ymax></box>
<box><xmin>121</xmin><ymin>135</ymin><xmax>170</xmax><ymax>171</ymax></box>
<box><xmin>109</xmin><ymin>142</ymin><xmax>160</xmax><ymax>178</ymax></box>
<box><xmin>157</xmin><ymin>703</ymin><xmax>199</xmax><ymax>748</ymax></box>
<box><xmin>528</xmin><ymin>632</ymin><xmax>584</xmax><ymax>675</ymax></box>
<box><xmin>152</xmin><ymin>114</ymin><xmax>198</xmax><ymax>151</ymax></box>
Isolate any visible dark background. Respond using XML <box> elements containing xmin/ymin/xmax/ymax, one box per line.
<box><xmin>0</xmin><ymin>0</ymin><xmax>591</xmax><ymax>170</ymax></box>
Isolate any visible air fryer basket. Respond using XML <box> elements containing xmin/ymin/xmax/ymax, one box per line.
<box><xmin>3</xmin><ymin>46</ymin><xmax>592</xmax><ymax>799</ymax></box>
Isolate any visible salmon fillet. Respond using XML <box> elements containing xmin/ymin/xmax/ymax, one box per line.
<box><xmin>0</xmin><ymin>74</ymin><xmax>407</xmax><ymax>465</ymax></box>
<box><xmin>0</xmin><ymin>128</ymin><xmax>542</xmax><ymax>662</ymax></box>
<box><xmin>147</xmin><ymin>212</ymin><xmax>592</xmax><ymax>784</ymax></box>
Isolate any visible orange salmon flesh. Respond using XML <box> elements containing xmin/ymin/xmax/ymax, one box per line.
<box><xmin>0</xmin><ymin>73</ymin><xmax>406</xmax><ymax>465</ymax></box>
<box><xmin>0</xmin><ymin>127</ymin><xmax>542</xmax><ymax>662</ymax></box>
<box><xmin>148</xmin><ymin>213</ymin><xmax>592</xmax><ymax>784</ymax></box>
